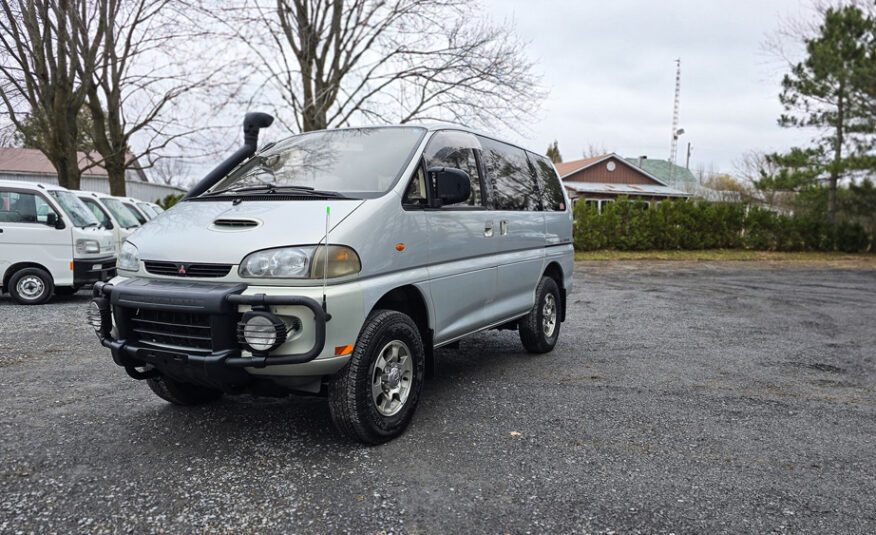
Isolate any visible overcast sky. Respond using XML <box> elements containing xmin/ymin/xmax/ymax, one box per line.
<box><xmin>480</xmin><ymin>0</ymin><xmax>817</xmax><ymax>174</ymax></box>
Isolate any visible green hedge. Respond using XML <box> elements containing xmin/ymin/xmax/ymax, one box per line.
<box><xmin>573</xmin><ymin>197</ymin><xmax>872</xmax><ymax>253</ymax></box>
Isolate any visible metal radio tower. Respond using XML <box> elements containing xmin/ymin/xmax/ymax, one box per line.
<box><xmin>669</xmin><ymin>58</ymin><xmax>682</xmax><ymax>183</ymax></box>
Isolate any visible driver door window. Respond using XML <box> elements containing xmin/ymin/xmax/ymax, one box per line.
<box><xmin>0</xmin><ymin>190</ymin><xmax>55</xmax><ymax>224</ymax></box>
<box><xmin>422</xmin><ymin>131</ymin><xmax>484</xmax><ymax>208</ymax></box>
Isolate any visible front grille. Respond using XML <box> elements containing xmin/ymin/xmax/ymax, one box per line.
<box><xmin>144</xmin><ymin>260</ymin><xmax>232</xmax><ymax>278</ymax></box>
<box><xmin>129</xmin><ymin>308</ymin><xmax>213</xmax><ymax>353</ymax></box>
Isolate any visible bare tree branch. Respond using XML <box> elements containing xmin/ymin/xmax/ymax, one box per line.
<box><xmin>201</xmin><ymin>0</ymin><xmax>545</xmax><ymax>134</ymax></box>
<box><xmin>0</xmin><ymin>0</ymin><xmax>89</xmax><ymax>189</ymax></box>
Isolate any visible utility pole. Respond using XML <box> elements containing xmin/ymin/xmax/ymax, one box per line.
<box><xmin>669</xmin><ymin>58</ymin><xmax>682</xmax><ymax>184</ymax></box>
<box><xmin>685</xmin><ymin>142</ymin><xmax>691</xmax><ymax>169</ymax></box>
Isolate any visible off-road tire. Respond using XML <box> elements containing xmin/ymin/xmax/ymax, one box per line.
<box><xmin>328</xmin><ymin>310</ymin><xmax>425</xmax><ymax>444</ymax></box>
<box><xmin>146</xmin><ymin>375</ymin><xmax>223</xmax><ymax>405</ymax></box>
<box><xmin>519</xmin><ymin>276</ymin><xmax>561</xmax><ymax>354</ymax></box>
<box><xmin>9</xmin><ymin>267</ymin><xmax>54</xmax><ymax>305</ymax></box>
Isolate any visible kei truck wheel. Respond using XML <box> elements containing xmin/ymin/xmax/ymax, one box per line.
<box><xmin>519</xmin><ymin>276</ymin><xmax>561</xmax><ymax>354</ymax></box>
<box><xmin>328</xmin><ymin>309</ymin><xmax>425</xmax><ymax>444</ymax></box>
<box><xmin>9</xmin><ymin>267</ymin><xmax>54</xmax><ymax>305</ymax></box>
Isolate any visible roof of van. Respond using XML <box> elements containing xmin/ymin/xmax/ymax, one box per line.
<box><xmin>322</xmin><ymin>122</ymin><xmax>550</xmax><ymax>159</ymax></box>
<box><xmin>0</xmin><ymin>178</ymin><xmax>69</xmax><ymax>192</ymax></box>
<box><xmin>76</xmin><ymin>190</ymin><xmax>113</xmax><ymax>198</ymax></box>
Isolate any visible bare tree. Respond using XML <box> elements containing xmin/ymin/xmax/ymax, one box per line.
<box><xmin>0</xmin><ymin>0</ymin><xmax>98</xmax><ymax>189</ymax></box>
<box><xmin>205</xmin><ymin>0</ymin><xmax>544</xmax><ymax>133</ymax></box>
<box><xmin>582</xmin><ymin>143</ymin><xmax>608</xmax><ymax>158</ymax></box>
<box><xmin>147</xmin><ymin>156</ymin><xmax>193</xmax><ymax>187</ymax></box>
<box><xmin>545</xmin><ymin>140</ymin><xmax>561</xmax><ymax>163</ymax></box>
<box><xmin>0</xmin><ymin>121</ymin><xmax>18</xmax><ymax>147</ymax></box>
<box><xmin>702</xmin><ymin>173</ymin><xmax>748</xmax><ymax>203</ymax></box>
<box><xmin>70</xmin><ymin>0</ymin><xmax>221</xmax><ymax>196</ymax></box>
<box><xmin>734</xmin><ymin>150</ymin><xmax>793</xmax><ymax>211</ymax></box>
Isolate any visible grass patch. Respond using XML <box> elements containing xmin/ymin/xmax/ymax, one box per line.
<box><xmin>574</xmin><ymin>249</ymin><xmax>876</xmax><ymax>266</ymax></box>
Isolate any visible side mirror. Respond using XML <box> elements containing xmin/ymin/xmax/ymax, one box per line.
<box><xmin>45</xmin><ymin>212</ymin><xmax>65</xmax><ymax>229</ymax></box>
<box><xmin>104</xmin><ymin>219</ymin><xmax>114</xmax><ymax>230</ymax></box>
<box><xmin>427</xmin><ymin>167</ymin><xmax>471</xmax><ymax>207</ymax></box>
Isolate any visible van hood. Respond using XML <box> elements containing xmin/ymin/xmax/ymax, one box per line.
<box><xmin>127</xmin><ymin>199</ymin><xmax>364</xmax><ymax>264</ymax></box>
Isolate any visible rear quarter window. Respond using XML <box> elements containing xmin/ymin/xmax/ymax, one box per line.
<box><xmin>529</xmin><ymin>153</ymin><xmax>567</xmax><ymax>211</ymax></box>
<box><xmin>478</xmin><ymin>137</ymin><xmax>540</xmax><ymax>211</ymax></box>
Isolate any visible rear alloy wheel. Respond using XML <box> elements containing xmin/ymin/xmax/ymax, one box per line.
<box><xmin>519</xmin><ymin>276</ymin><xmax>561</xmax><ymax>353</ymax></box>
<box><xmin>328</xmin><ymin>309</ymin><xmax>425</xmax><ymax>444</ymax></box>
<box><xmin>9</xmin><ymin>267</ymin><xmax>54</xmax><ymax>305</ymax></box>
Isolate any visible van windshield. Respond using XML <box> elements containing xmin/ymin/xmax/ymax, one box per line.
<box><xmin>102</xmin><ymin>198</ymin><xmax>140</xmax><ymax>228</ymax></box>
<box><xmin>209</xmin><ymin>127</ymin><xmax>426</xmax><ymax>197</ymax></box>
<box><xmin>48</xmin><ymin>190</ymin><xmax>99</xmax><ymax>228</ymax></box>
<box><xmin>137</xmin><ymin>202</ymin><xmax>158</xmax><ymax>218</ymax></box>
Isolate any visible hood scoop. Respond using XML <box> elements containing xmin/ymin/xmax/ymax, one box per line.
<box><xmin>210</xmin><ymin>217</ymin><xmax>262</xmax><ymax>231</ymax></box>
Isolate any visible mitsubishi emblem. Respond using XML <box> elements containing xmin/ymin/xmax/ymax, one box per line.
<box><xmin>178</xmin><ymin>264</ymin><xmax>186</xmax><ymax>275</ymax></box>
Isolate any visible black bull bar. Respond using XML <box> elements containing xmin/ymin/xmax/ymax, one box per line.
<box><xmin>92</xmin><ymin>279</ymin><xmax>328</xmax><ymax>384</ymax></box>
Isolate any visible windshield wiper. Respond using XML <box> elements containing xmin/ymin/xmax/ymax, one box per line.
<box><xmin>204</xmin><ymin>184</ymin><xmax>351</xmax><ymax>199</ymax></box>
<box><xmin>82</xmin><ymin>222</ymin><xmax>99</xmax><ymax>228</ymax></box>
<box><xmin>204</xmin><ymin>183</ymin><xmax>305</xmax><ymax>196</ymax></box>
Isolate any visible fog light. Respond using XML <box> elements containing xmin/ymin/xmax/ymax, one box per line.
<box><xmin>87</xmin><ymin>301</ymin><xmax>102</xmax><ymax>331</ymax></box>
<box><xmin>237</xmin><ymin>311</ymin><xmax>287</xmax><ymax>354</ymax></box>
<box><xmin>86</xmin><ymin>298</ymin><xmax>110</xmax><ymax>337</ymax></box>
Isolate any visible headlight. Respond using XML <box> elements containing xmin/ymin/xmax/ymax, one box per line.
<box><xmin>75</xmin><ymin>239</ymin><xmax>100</xmax><ymax>254</ymax></box>
<box><xmin>238</xmin><ymin>245</ymin><xmax>360</xmax><ymax>279</ymax></box>
<box><xmin>240</xmin><ymin>247</ymin><xmax>309</xmax><ymax>278</ymax></box>
<box><xmin>118</xmin><ymin>241</ymin><xmax>140</xmax><ymax>271</ymax></box>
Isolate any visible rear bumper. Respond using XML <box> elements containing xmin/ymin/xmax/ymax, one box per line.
<box><xmin>91</xmin><ymin>279</ymin><xmax>327</xmax><ymax>390</ymax></box>
<box><xmin>73</xmin><ymin>256</ymin><xmax>117</xmax><ymax>286</ymax></box>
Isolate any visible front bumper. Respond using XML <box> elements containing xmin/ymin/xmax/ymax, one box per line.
<box><xmin>73</xmin><ymin>255</ymin><xmax>117</xmax><ymax>286</ymax></box>
<box><xmin>91</xmin><ymin>279</ymin><xmax>327</xmax><ymax>390</ymax></box>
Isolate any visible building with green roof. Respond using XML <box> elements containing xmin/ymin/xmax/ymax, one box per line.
<box><xmin>624</xmin><ymin>156</ymin><xmax>697</xmax><ymax>189</ymax></box>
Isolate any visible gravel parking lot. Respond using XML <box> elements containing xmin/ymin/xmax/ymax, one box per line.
<box><xmin>1</xmin><ymin>262</ymin><xmax>874</xmax><ymax>534</ymax></box>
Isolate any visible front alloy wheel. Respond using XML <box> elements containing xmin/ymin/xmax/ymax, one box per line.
<box><xmin>371</xmin><ymin>340</ymin><xmax>414</xmax><ymax>417</ymax></box>
<box><xmin>329</xmin><ymin>309</ymin><xmax>425</xmax><ymax>444</ymax></box>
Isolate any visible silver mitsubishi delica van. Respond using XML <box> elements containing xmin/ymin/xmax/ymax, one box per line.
<box><xmin>87</xmin><ymin>113</ymin><xmax>573</xmax><ymax>443</ymax></box>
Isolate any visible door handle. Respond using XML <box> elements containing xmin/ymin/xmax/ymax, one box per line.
<box><xmin>484</xmin><ymin>220</ymin><xmax>494</xmax><ymax>237</ymax></box>
<box><xmin>499</xmin><ymin>220</ymin><xmax>508</xmax><ymax>236</ymax></box>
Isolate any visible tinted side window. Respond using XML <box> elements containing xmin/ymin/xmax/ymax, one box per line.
<box><xmin>0</xmin><ymin>190</ymin><xmax>54</xmax><ymax>224</ymax></box>
<box><xmin>479</xmin><ymin>137</ymin><xmax>540</xmax><ymax>211</ymax></box>
<box><xmin>529</xmin><ymin>153</ymin><xmax>566</xmax><ymax>211</ymax></box>
<box><xmin>123</xmin><ymin>202</ymin><xmax>148</xmax><ymax>224</ymax></box>
<box><xmin>423</xmin><ymin>131</ymin><xmax>483</xmax><ymax>207</ymax></box>
<box><xmin>81</xmin><ymin>198</ymin><xmax>111</xmax><ymax>227</ymax></box>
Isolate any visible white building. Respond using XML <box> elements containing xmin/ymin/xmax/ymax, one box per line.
<box><xmin>0</xmin><ymin>147</ymin><xmax>185</xmax><ymax>202</ymax></box>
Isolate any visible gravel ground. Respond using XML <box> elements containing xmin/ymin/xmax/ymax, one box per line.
<box><xmin>1</xmin><ymin>261</ymin><xmax>874</xmax><ymax>535</ymax></box>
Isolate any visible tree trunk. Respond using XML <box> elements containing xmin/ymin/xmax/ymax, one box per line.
<box><xmin>829</xmin><ymin>87</ymin><xmax>844</xmax><ymax>227</ymax></box>
<box><xmin>52</xmin><ymin>150</ymin><xmax>81</xmax><ymax>190</ymax></box>
<box><xmin>105</xmin><ymin>153</ymin><xmax>127</xmax><ymax>196</ymax></box>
